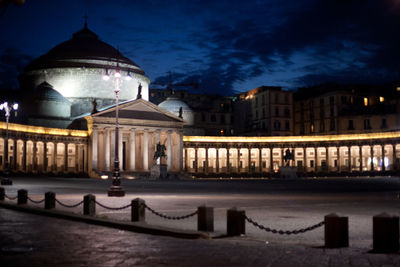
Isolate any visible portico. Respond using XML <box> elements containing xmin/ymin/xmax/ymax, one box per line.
<box><xmin>87</xmin><ymin>98</ymin><xmax>185</xmax><ymax>178</ymax></box>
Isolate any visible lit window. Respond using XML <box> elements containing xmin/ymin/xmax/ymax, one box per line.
<box><xmin>220</xmin><ymin>129</ymin><xmax>224</xmax><ymax>135</ymax></box>
<box><xmin>397</xmin><ymin>87</ymin><xmax>400</xmax><ymax>91</ymax></box>
<box><xmin>379</xmin><ymin>96</ymin><xmax>384</xmax><ymax>102</ymax></box>
<box><xmin>310</xmin><ymin>124</ymin><xmax>315</xmax><ymax>133</ymax></box>
<box><xmin>363</xmin><ymin>97</ymin><xmax>368</xmax><ymax>106</ymax></box>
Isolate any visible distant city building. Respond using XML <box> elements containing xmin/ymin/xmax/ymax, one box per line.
<box><xmin>151</xmin><ymin>88</ymin><xmax>233</xmax><ymax>136</ymax></box>
<box><xmin>233</xmin><ymin>86</ymin><xmax>293</xmax><ymax>136</ymax></box>
<box><xmin>294</xmin><ymin>83</ymin><xmax>400</xmax><ymax>135</ymax></box>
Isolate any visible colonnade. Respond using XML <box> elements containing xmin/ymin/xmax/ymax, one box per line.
<box><xmin>183</xmin><ymin>135</ymin><xmax>400</xmax><ymax>175</ymax></box>
<box><xmin>0</xmin><ymin>128</ymin><xmax>88</xmax><ymax>174</ymax></box>
<box><xmin>90</xmin><ymin>127</ymin><xmax>183</xmax><ymax>174</ymax></box>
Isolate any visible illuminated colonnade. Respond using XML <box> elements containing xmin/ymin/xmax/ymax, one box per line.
<box><xmin>0</xmin><ymin>122</ymin><xmax>88</xmax><ymax>174</ymax></box>
<box><xmin>183</xmin><ymin>132</ymin><xmax>400</xmax><ymax>175</ymax></box>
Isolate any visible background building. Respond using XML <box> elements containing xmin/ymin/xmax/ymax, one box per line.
<box><xmin>233</xmin><ymin>86</ymin><xmax>293</xmax><ymax>136</ymax></box>
<box><xmin>294</xmin><ymin>83</ymin><xmax>400</xmax><ymax>135</ymax></box>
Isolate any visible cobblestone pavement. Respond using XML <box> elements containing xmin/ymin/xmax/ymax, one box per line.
<box><xmin>1</xmin><ymin>208</ymin><xmax>400</xmax><ymax>267</ymax></box>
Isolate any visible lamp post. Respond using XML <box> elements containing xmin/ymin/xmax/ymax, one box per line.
<box><xmin>0</xmin><ymin>102</ymin><xmax>18</xmax><ymax>185</ymax></box>
<box><xmin>103</xmin><ymin>68</ymin><xmax>131</xmax><ymax>197</ymax></box>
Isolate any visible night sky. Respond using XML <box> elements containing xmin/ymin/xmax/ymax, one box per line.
<box><xmin>1</xmin><ymin>0</ymin><xmax>400</xmax><ymax>95</ymax></box>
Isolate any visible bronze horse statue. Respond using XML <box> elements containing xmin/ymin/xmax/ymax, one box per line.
<box><xmin>154</xmin><ymin>142</ymin><xmax>167</xmax><ymax>162</ymax></box>
<box><xmin>283</xmin><ymin>149</ymin><xmax>294</xmax><ymax>166</ymax></box>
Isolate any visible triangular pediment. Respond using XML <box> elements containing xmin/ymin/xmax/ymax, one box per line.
<box><xmin>91</xmin><ymin>98</ymin><xmax>184</xmax><ymax>123</ymax></box>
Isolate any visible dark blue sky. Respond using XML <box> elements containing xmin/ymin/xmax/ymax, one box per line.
<box><xmin>1</xmin><ymin>0</ymin><xmax>400</xmax><ymax>95</ymax></box>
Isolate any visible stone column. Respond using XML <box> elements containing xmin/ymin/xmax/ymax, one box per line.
<box><xmin>392</xmin><ymin>143</ymin><xmax>396</xmax><ymax>171</ymax></box>
<box><xmin>166</xmin><ymin>130</ymin><xmax>171</xmax><ymax>171</ymax></box>
<box><xmin>371</xmin><ymin>145</ymin><xmax>374</xmax><ymax>171</ymax></box>
<box><xmin>348</xmin><ymin>146</ymin><xmax>352</xmax><ymax>172</ymax></box>
<box><xmin>326</xmin><ymin>146</ymin><xmax>329</xmax><ymax>172</ymax></box>
<box><xmin>75</xmin><ymin>144</ymin><xmax>79</xmax><ymax>173</ymax></box>
<box><xmin>205</xmin><ymin>147</ymin><xmax>209</xmax><ymax>174</ymax></box>
<box><xmin>269</xmin><ymin>147</ymin><xmax>273</xmax><ymax>173</ymax></box>
<box><xmin>155</xmin><ymin>130</ymin><xmax>161</xmax><ymax>164</ymax></box>
<box><xmin>144</xmin><ymin>129</ymin><xmax>149</xmax><ymax>171</ymax></box>
<box><xmin>359</xmin><ymin>145</ymin><xmax>363</xmax><ymax>172</ymax></box>
<box><xmin>179</xmin><ymin>131</ymin><xmax>183</xmax><ymax>172</ymax></box>
<box><xmin>381</xmin><ymin>144</ymin><xmax>386</xmax><ymax>172</ymax></box>
<box><xmin>129</xmin><ymin>129</ymin><xmax>136</xmax><ymax>171</ymax></box>
<box><xmin>259</xmin><ymin>148</ymin><xmax>263</xmax><ymax>173</ymax></box>
<box><xmin>227</xmin><ymin>148</ymin><xmax>230</xmax><ymax>173</ymax></box>
<box><xmin>337</xmin><ymin>146</ymin><xmax>340</xmax><ymax>172</ymax></box>
<box><xmin>1</xmin><ymin>138</ymin><xmax>4</xmax><ymax>169</ymax></box>
<box><xmin>184</xmin><ymin>148</ymin><xmax>188</xmax><ymax>172</ymax></box>
<box><xmin>92</xmin><ymin>130</ymin><xmax>98</xmax><ymax>170</ymax></box>
<box><xmin>216</xmin><ymin>148</ymin><xmax>219</xmax><ymax>173</ymax></box>
<box><xmin>64</xmin><ymin>143</ymin><xmax>68</xmax><ymax>172</ymax></box>
<box><xmin>314</xmin><ymin>146</ymin><xmax>318</xmax><ymax>172</ymax></box>
<box><xmin>83</xmin><ymin>144</ymin><xmax>88</xmax><ymax>173</ymax></box>
<box><xmin>303</xmin><ymin>147</ymin><xmax>306</xmax><ymax>172</ymax></box>
<box><xmin>33</xmin><ymin>141</ymin><xmax>37</xmax><ymax>171</ymax></box>
<box><xmin>105</xmin><ymin>128</ymin><xmax>110</xmax><ymax>171</ymax></box>
<box><xmin>248</xmin><ymin>148</ymin><xmax>251</xmax><ymax>173</ymax></box>
<box><xmin>53</xmin><ymin>142</ymin><xmax>58</xmax><ymax>172</ymax></box>
<box><xmin>22</xmin><ymin>139</ymin><xmax>27</xmax><ymax>172</ymax></box>
<box><xmin>194</xmin><ymin>147</ymin><xmax>198</xmax><ymax>173</ymax></box>
<box><xmin>281</xmin><ymin>148</ymin><xmax>284</xmax><ymax>167</ymax></box>
<box><xmin>12</xmin><ymin>138</ymin><xmax>16</xmax><ymax>171</ymax></box>
<box><xmin>237</xmin><ymin>148</ymin><xmax>241</xmax><ymax>173</ymax></box>
<box><xmin>43</xmin><ymin>142</ymin><xmax>48</xmax><ymax>173</ymax></box>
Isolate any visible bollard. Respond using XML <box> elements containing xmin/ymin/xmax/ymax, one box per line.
<box><xmin>373</xmin><ymin>213</ymin><xmax>399</xmax><ymax>253</ymax></box>
<box><xmin>227</xmin><ymin>207</ymin><xmax>245</xmax><ymax>236</ymax></box>
<box><xmin>17</xmin><ymin>189</ymin><xmax>28</xmax><ymax>205</ymax></box>
<box><xmin>324</xmin><ymin>213</ymin><xmax>349</xmax><ymax>248</ymax></box>
<box><xmin>198</xmin><ymin>206</ymin><xmax>214</xmax><ymax>232</ymax></box>
<box><xmin>0</xmin><ymin>187</ymin><xmax>4</xmax><ymax>201</ymax></box>
<box><xmin>45</xmin><ymin>192</ymin><xmax>56</xmax><ymax>209</ymax></box>
<box><xmin>131</xmin><ymin>198</ymin><xmax>145</xmax><ymax>222</ymax></box>
<box><xmin>83</xmin><ymin>194</ymin><xmax>96</xmax><ymax>216</ymax></box>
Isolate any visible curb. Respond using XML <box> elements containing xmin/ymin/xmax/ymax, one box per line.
<box><xmin>0</xmin><ymin>201</ymin><xmax>211</xmax><ymax>240</ymax></box>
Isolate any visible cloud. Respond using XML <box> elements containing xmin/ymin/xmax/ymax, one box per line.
<box><xmin>164</xmin><ymin>0</ymin><xmax>400</xmax><ymax>94</ymax></box>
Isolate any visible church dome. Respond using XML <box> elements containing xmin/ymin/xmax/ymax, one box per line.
<box><xmin>159</xmin><ymin>95</ymin><xmax>194</xmax><ymax>125</ymax></box>
<box><xmin>24</xmin><ymin>26</ymin><xmax>144</xmax><ymax>75</ymax></box>
<box><xmin>32</xmin><ymin>81</ymin><xmax>69</xmax><ymax>101</ymax></box>
<box><xmin>18</xmin><ymin>24</ymin><xmax>150</xmax><ymax>117</ymax></box>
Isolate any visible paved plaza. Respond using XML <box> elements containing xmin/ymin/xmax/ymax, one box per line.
<box><xmin>1</xmin><ymin>176</ymin><xmax>400</xmax><ymax>266</ymax></box>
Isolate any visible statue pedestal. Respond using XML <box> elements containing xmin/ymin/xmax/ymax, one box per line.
<box><xmin>150</xmin><ymin>164</ymin><xmax>168</xmax><ymax>180</ymax></box>
<box><xmin>279</xmin><ymin>166</ymin><xmax>298</xmax><ymax>179</ymax></box>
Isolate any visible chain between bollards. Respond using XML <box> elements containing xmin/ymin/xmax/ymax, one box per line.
<box><xmin>245</xmin><ymin>215</ymin><xmax>325</xmax><ymax>235</ymax></box>
<box><xmin>27</xmin><ymin>197</ymin><xmax>45</xmax><ymax>204</ymax></box>
<box><xmin>94</xmin><ymin>200</ymin><xmax>132</xmax><ymax>210</ymax></box>
<box><xmin>4</xmin><ymin>194</ymin><xmax>17</xmax><ymax>200</ymax></box>
<box><xmin>55</xmin><ymin>199</ymin><xmax>84</xmax><ymax>208</ymax></box>
<box><xmin>142</xmin><ymin>202</ymin><xmax>198</xmax><ymax>220</ymax></box>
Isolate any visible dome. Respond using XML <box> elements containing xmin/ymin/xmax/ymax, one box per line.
<box><xmin>18</xmin><ymin>24</ymin><xmax>151</xmax><ymax>117</ymax></box>
<box><xmin>24</xmin><ymin>26</ymin><xmax>144</xmax><ymax>75</ymax></box>
<box><xmin>159</xmin><ymin>96</ymin><xmax>194</xmax><ymax>125</ymax></box>
<box><xmin>32</xmin><ymin>81</ymin><xmax>69</xmax><ymax>102</ymax></box>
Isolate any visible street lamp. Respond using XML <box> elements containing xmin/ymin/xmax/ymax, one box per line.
<box><xmin>0</xmin><ymin>102</ymin><xmax>18</xmax><ymax>185</ymax></box>
<box><xmin>103</xmin><ymin>68</ymin><xmax>131</xmax><ymax>197</ymax></box>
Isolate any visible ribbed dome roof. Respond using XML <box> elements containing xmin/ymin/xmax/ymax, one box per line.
<box><xmin>159</xmin><ymin>96</ymin><xmax>192</xmax><ymax>113</ymax></box>
<box><xmin>24</xmin><ymin>26</ymin><xmax>144</xmax><ymax>74</ymax></box>
<box><xmin>32</xmin><ymin>82</ymin><xmax>69</xmax><ymax>102</ymax></box>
